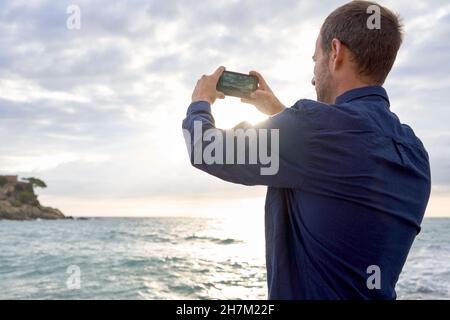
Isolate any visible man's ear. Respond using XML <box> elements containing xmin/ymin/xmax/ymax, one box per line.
<box><xmin>329</xmin><ymin>38</ymin><xmax>344</xmax><ymax>71</ymax></box>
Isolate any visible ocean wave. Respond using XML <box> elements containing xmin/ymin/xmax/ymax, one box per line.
<box><xmin>105</xmin><ymin>230</ymin><xmax>176</xmax><ymax>244</ymax></box>
<box><xmin>143</xmin><ymin>233</ymin><xmax>176</xmax><ymax>243</ymax></box>
<box><xmin>184</xmin><ymin>235</ymin><xmax>243</xmax><ymax>245</ymax></box>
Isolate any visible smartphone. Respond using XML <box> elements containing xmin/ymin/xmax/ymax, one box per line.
<box><xmin>216</xmin><ymin>70</ymin><xmax>258</xmax><ymax>99</ymax></box>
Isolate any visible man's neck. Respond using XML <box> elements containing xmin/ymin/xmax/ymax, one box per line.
<box><xmin>333</xmin><ymin>79</ymin><xmax>375</xmax><ymax>103</ymax></box>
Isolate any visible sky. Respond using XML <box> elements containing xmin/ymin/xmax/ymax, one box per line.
<box><xmin>0</xmin><ymin>0</ymin><xmax>449</xmax><ymax>217</ymax></box>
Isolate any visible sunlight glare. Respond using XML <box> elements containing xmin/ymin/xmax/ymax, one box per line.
<box><xmin>212</xmin><ymin>99</ymin><xmax>269</xmax><ymax>129</ymax></box>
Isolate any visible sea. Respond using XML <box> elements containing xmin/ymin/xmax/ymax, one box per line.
<box><xmin>0</xmin><ymin>217</ymin><xmax>449</xmax><ymax>300</ymax></box>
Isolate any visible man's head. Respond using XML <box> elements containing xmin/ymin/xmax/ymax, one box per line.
<box><xmin>312</xmin><ymin>1</ymin><xmax>403</xmax><ymax>104</ymax></box>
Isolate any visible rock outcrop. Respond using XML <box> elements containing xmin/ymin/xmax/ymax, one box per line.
<box><xmin>0</xmin><ymin>200</ymin><xmax>66</xmax><ymax>220</ymax></box>
<box><xmin>0</xmin><ymin>175</ymin><xmax>67</xmax><ymax>220</ymax></box>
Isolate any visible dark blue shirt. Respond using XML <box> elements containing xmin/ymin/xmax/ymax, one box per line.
<box><xmin>182</xmin><ymin>86</ymin><xmax>431</xmax><ymax>299</ymax></box>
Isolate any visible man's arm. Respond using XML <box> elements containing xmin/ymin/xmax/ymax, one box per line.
<box><xmin>182</xmin><ymin>66</ymin><xmax>308</xmax><ymax>187</ymax></box>
<box><xmin>182</xmin><ymin>103</ymin><xmax>308</xmax><ymax>188</ymax></box>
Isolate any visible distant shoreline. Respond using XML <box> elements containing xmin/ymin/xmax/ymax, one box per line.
<box><xmin>1</xmin><ymin>216</ymin><xmax>447</xmax><ymax>221</ymax></box>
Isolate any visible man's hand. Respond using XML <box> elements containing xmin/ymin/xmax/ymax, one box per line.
<box><xmin>191</xmin><ymin>66</ymin><xmax>226</xmax><ymax>105</ymax></box>
<box><xmin>241</xmin><ymin>71</ymin><xmax>285</xmax><ymax>116</ymax></box>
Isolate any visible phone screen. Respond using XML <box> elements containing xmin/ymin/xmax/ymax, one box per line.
<box><xmin>217</xmin><ymin>71</ymin><xmax>258</xmax><ymax>99</ymax></box>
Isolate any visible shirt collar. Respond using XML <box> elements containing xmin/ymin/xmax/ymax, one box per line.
<box><xmin>335</xmin><ymin>86</ymin><xmax>390</xmax><ymax>106</ymax></box>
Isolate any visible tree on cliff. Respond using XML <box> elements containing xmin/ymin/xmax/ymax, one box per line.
<box><xmin>23</xmin><ymin>177</ymin><xmax>47</xmax><ymax>189</ymax></box>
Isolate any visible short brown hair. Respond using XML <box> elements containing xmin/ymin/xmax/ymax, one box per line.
<box><xmin>321</xmin><ymin>1</ymin><xmax>403</xmax><ymax>85</ymax></box>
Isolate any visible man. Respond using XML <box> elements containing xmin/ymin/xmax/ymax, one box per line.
<box><xmin>182</xmin><ymin>1</ymin><xmax>431</xmax><ymax>299</ymax></box>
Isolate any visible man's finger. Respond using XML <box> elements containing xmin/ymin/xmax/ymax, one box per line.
<box><xmin>217</xmin><ymin>91</ymin><xmax>225</xmax><ymax>99</ymax></box>
<box><xmin>249</xmin><ymin>71</ymin><xmax>269</xmax><ymax>90</ymax></box>
<box><xmin>212</xmin><ymin>66</ymin><xmax>226</xmax><ymax>80</ymax></box>
<box><xmin>240</xmin><ymin>98</ymin><xmax>253</xmax><ymax>104</ymax></box>
<box><xmin>250</xmin><ymin>89</ymin><xmax>266</xmax><ymax>99</ymax></box>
